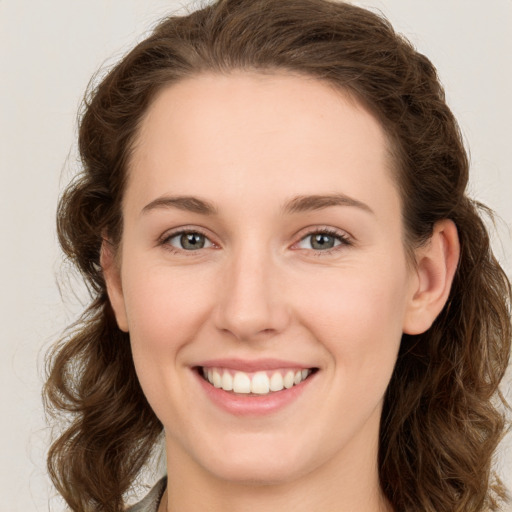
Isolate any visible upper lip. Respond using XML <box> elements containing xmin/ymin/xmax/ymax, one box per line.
<box><xmin>194</xmin><ymin>358</ymin><xmax>316</xmax><ymax>372</ymax></box>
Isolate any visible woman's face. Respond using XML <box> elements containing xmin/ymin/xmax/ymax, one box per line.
<box><xmin>106</xmin><ymin>72</ymin><xmax>421</xmax><ymax>485</ymax></box>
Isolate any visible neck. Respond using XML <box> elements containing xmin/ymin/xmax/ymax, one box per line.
<box><xmin>163</xmin><ymin>476</ymin><xmax>392</xmax><ymax>512</ymax></box>
<box><xmin>162</xmin><ymin>432</ymin><xmax>393</xmax><ymax>512</ymax></box>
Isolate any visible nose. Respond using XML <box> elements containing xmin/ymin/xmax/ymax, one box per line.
<box><xmin>213</xmin><ymin>247</ymin><xmax>290</xmax><ymax>342</ymax></box>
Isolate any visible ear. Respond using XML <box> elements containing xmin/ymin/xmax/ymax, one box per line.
<box><xmin>100</xmin><ymin>239</ymin><xmax>129</xmax><ymax>332</ymax></box>
<box><xmin>403</xmin><ymin>219</ymin><xmax>460</xmax><ymax>335</ymax></box>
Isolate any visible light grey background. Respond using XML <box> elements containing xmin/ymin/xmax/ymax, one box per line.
<box><xmin>1</xmin><ymin>0</ymin><xmax>511</xmax><ymax>510</ymax></box>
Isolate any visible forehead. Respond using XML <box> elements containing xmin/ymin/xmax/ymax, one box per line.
<box><xmin>127</xmin><ymin>71</ymin><xmax>400</xmax><ymax>222</ymax></box>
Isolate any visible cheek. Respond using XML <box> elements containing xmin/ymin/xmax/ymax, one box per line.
<box><xmin>120</xmin><ymin>263</ymin><xmax>218</xmax><ymax>423</ymax></box>
<box><xmin>121</xmin><ymin>262</ymin><xmax>215</xmax><ymax>358</ymax></box>
<box><xmin>293</xmin><ymin>257</ymin><xmax>410</xmax><ymax>380</ymax></box>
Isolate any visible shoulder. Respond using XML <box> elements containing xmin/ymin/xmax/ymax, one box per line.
<box><xmin>126</xmin><ymin>477</ymin><xmax>167</xmax><ymax>512</ymax></box>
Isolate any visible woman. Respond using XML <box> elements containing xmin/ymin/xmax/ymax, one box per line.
<box><xmin>44</xmin><ymin>0</ymin><xmax>511</xmax><ymax>511</ymax></box>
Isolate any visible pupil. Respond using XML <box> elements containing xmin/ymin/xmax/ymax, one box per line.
<box><xmin>181</xmin><ymin>233</ymin><xmax>205</xmax><ymax>250</ymax></box>
<box><xmin>311</xmin><ymin>234</ymin><xmax>334</xmax><ymax>250</ymax></box>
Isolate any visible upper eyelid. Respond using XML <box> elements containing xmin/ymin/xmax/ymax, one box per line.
<box><xmin>294</xmin><ymin>225</ymin><xmax>353</xmax><ymax>243</ymax></box>
<box><xmin>293</xmin><ymin>230</ymin><xmax>352</xmax><ymax>249</ymax></box>
<box><xmin>160</xmin><ymin>225</ymin><xmax>213</xmax><ymax>242</ymax></box>
<box><xmin>159</xmin><ymin>228</ymin><xmax>216</xmax><ymax>254</ymax></box>
<box><xmin>158</xmin><ymin>225</ymin><xmax>353</xmax><ymax>248</ymax></box>
<box><xmin>167</xmin><ymin>231</ymin><xmax>212</xmax><ymax>243</ymax></box>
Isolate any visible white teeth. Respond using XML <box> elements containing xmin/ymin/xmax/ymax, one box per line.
<box><xmin>233</xmin><ymin>372</ymin><xmax>251</xmax><ymax>394</ymax></box>
<box><xmin>221</xmin><ymin>371</ymin><xmax>233</xmax><ymax>391</ymax></box>
<box><xmin>269</xmin><ymin>372</ymin><xmax>284</xmax><ymax>392</ymax></box>
<box><xmin>251</xmin><ymin>372</ymin><xmax>270</xmax><ymax>394</ymax></box>
<box><xmin>212</xmin><ymin>369</ymin><xmax>222</xmax><ymax>388</ymax></box>
<box><xmin>203</xmin><ymin>367</ymin><xmax>312</xmax><ymax>395</ymax></box>
<box><xmin>283</xmin><ymin>371</ymin><xmax>295</xmax><ymax>389</ymax></box>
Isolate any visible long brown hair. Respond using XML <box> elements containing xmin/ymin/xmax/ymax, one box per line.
<box><xmin>44</xmin><ymin>1</ymin><xmax>511</xmax><ymax>510</ymax></box>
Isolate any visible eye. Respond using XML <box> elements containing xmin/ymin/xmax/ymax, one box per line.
<box><xmin>295</xmin><ymin>230</ymin><xmax>350</xmax><ymax>251</ymax></box>
<box><xmin>165</xmin><ymin>231</ymin><xmax>213</xmax><ymax>251</ymax></box>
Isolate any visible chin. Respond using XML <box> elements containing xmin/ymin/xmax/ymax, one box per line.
<box><xmin>193</xmin><ymin>438</ymin><xmax>318</xmax><ymax>486</ymax></box>
<box><xmin>205</xmin><ymin>458</ymin><xmax>306</xmax><ymax>486</ymax></box>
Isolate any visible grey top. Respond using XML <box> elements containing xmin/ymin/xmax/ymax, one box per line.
<box><xmin>126</xmin><ymin>477</ymin><xmax>167</xmax><ymax>512</ymax></box>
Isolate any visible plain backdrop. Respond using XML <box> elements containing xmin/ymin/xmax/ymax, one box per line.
<box><xmin>1</xmin><ymin>0</ymin><xmax>511</xmax><ymax>510</ymax></box>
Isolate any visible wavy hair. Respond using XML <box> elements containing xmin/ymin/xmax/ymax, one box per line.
<box><xmin>44</xmin><ymin>0</ymin><xmax>511</xmax><ymax>510</ymax></box>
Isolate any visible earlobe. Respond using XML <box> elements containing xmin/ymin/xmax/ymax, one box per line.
<box><xmin>403</xmin><ymin>219</ymin><xmax>460</xmax><ymax>335</ymax></box>
<box><xmin>100</xmin><ymin>239</ymin><xmax>129</xmax><ymax>332</ymax></box>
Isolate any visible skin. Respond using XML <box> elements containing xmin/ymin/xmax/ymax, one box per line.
<box><xmin>102</xmin><ymin>72</ymin><xmax>459</xmax><ymax>512</ymax></box>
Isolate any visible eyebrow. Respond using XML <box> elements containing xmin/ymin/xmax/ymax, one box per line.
<box><xmin>141</xmin><ymin>196</ymin><xmax>218</xmax><ymax>216</ymax></box>
<box><xmin>282</xmin><ymin>194</ymin><xmax>374</xmax><ymax>215</ymax></box>
<box><xmin>140</xmin><ymin>193</ymin><xmax>374</xmax><ymax>216</ymax></box>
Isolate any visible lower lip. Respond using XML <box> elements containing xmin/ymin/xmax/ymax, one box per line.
<box><xmin>194</xmin><ymin>370</ymin><xmax>315</xmax><ymax>416</ymax></box>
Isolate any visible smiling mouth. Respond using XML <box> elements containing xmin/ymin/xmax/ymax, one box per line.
<box><xmin>197</xmin><ymin>366</ymin><xmax>318</xmax><ymax>395</ymax></box>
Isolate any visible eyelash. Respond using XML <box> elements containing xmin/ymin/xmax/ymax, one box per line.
<box><xmin>159</xmin><ymin>227</ymin><xmax>213</xmax><ymax>255</ymax></box>
<box><xmin>295</xmin><ymin>228</ymin><xmax>352</xmax><ymax>256</ymax></box>
<box><xmin>159</xmin><ymin>227</ymin><xmax>353</xmax><ymax>256</ymax></box>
